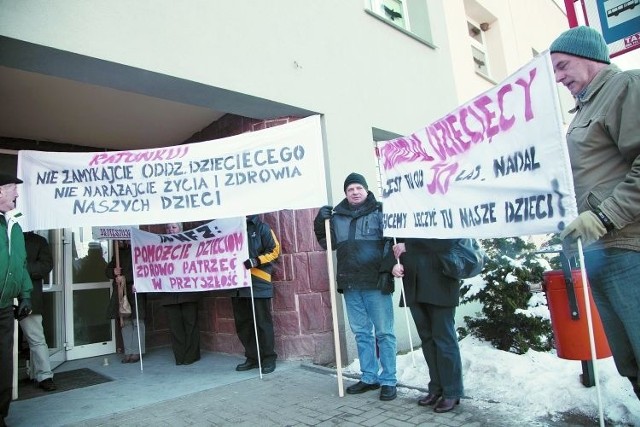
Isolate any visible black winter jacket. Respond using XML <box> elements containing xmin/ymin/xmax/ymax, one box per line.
<box><xmin>23</xmin><ymin>232</ymin><xmax>54</xmax><ymax>315</ymax></box>
<box><xmin>234</xmin><ymin>215</ymin><xmax>280</xmax><ymax>299</ymax></box>
<box><xmin>398</xmin><ymin>238</ymin><xmax>462</xmax><ymax>307</ymax></box>
<box><xmin>314</xmin><ymin>192</ymin><xmax>394</xmax><ymax>292</ymax></box>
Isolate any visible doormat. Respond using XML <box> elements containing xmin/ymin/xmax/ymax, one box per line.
<box><xmin>16</xmin><ymin>368</ymin><xmax>113</xmax><ymax>401</ymax></box>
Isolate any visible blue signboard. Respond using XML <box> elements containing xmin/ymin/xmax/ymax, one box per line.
<box><xmin>598</xmin><ymin>0</ymin><xmax>640</xmax><ymax>44</ymax></box>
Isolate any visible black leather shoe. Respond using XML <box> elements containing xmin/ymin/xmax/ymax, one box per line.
<box><xmin>418</xmin><ymin>393</ymin><xmax>441</xmax><ymax>406</ymax></box>
<box><xmin>346</xmin><ymin>381</ymin><xmax>380</xmax><ymax>394</ymax></box>
<box><xmin>379</xmin><ymin>385</ymin><xmax>397</xmax><ymax>401</ymax></box>
<box><xmin>434</xmin><ymin>397</ymin><xmax>460</xmax><ymax>413</ymax></box>
<box><xmin>38</xmin><ymin>378</ymin><xmax>57</xmax><ymax>391</ymax></box>
<box><xmin>235</xmin><ymin>360</ymin><xmax>259</xmax><ymax>371</ymax></box>
<box><xmin>261</xmin><ymin>363</ymin><xmax>276</xmax><ymax>374</ymax></box>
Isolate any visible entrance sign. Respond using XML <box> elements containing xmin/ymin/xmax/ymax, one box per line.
<box><xmin>130</xmin><ymin>217</ymin><xmax>249</xmax><ymax>293</ymax></box>
<box><xmin>17</xmin><ymin>115</ymin><xmax>326</xmax><ymax>231</ymax></box>
<box><xmin>92</xmin><ymin>225</ymin><xmax>138</xmax><ymax>240</ymax></box>
<box><xmin>376</xmin><ymin>52</ymin><xmax>578</xmax><ymax>239</ymax></box>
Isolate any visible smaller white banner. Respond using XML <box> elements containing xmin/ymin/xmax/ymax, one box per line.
<box><xmin>92</xmin><ymin>225</ymin><xmax>138</xmax><ymax>240</ymax></box>
<box><xmin>130</xmin><ymin>217</ymin><xmax>250</xmax><ymax>293</ymax></box>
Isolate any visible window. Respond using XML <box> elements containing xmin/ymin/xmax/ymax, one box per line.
<box><xmin>365</xmin><ymin>0</ymin><xmax>433</xmax><ymax>46</ymax></box>
<box><xmin>372</xmin><ymin>127</ymin><xmax>402</xmax><ymax>199</ymax></box>
<box><xmin>370</xmin><ymin>0</ymin><xmax>407</xmax><ymax>28</ymax></box>
<box><xmin>468</xmin><ymin>20</ymin><xmax>490</xmax><ymax>77</ymax></box>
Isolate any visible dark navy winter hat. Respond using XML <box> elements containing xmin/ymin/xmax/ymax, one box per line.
<box><xmin>343</xmin><ymin>172</ymin><xmax>368</xmax><ymax>192</ymax></box>
<box><xmin>0</xmin><ymin>173</ymin><xmax>23</xmax><ymax>186</ymax></box>
<box><xmin>550</xmin><ymin>26</ymin><xmax>610</xmax><ymax>64</ymax></box>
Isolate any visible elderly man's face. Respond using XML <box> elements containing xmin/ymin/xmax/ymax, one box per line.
<box><xmin>0</xmin><ymin>183</ymin><xmax>19</xmax><ymax>213</ymax></box>
<box><xmin>345</xmin><ymin>183</ymin><xmax>367</xmax><ymax>206</ymax></box>
<box><xmin>551</xmin><ymin>52</ymin><xmax>598</xmax><ymax>97</ymax></box>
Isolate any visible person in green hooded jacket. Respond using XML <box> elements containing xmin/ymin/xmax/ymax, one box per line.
<box><xmin>0</xmin><ymin>173</ymin><xmax>32</xmax><ymax>427</ymax></box>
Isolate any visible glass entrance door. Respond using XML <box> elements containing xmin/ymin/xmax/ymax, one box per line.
<box><xmin>63</xmin><ymin>227</ymin><xmax>115</xmax><ymax>360</ymax></box>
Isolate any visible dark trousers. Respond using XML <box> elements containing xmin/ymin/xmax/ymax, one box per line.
<box><xmin>410</xmin><ymin>302</ymin><xmax>463</xmax><ymax>399</ymax></box>
<box><xmin>1</xmin><ymin>307</ymin><xmax>14</xmax><ymax>419</ymax></box>
<box><xmin>165</xmin><ymin>302</ymin><xmax>200</xmax><ymax>364</ymax></box>
<box><xmin>232</xmin><ymin>297</ymin><xmax>276</xmax><ymax>365</ymax></box>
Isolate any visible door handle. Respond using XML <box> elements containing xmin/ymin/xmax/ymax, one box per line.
<box><xmin>42</xmin><ymin>271</ymin><xmax>54</xmax><ymax>291</ymax></box>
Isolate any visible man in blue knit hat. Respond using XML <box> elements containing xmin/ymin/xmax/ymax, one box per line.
<box><xmin>551</xmin><ymin>26</ymin><xmax>640</xmax><ymax>400</ymax></box>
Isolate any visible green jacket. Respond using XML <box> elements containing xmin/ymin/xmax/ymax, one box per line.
<box><xmin>566</xmin><ymin>64</ymin><xmax>640</xmax><ymax>251</ymax></box>
<box><xmin>0</xmin><ymin>213</ymin><xmax>32</xmax><ymax>309</ymax></box>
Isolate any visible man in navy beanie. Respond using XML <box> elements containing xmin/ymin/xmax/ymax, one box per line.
<box><xmin>551</xmin><ymin>26</ymin><xmax>640</xmax><ymax>400</ymax></box>
<box><xmin>313</xmin><ymin>172</ymin><xmax>397</xmax><ymax>401</ymax></box>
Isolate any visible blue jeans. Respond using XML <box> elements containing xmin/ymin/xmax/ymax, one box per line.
<box><xmin>584</xmin><ymin>248</ymin><xmax>640</xmax><ymax>382</ymax></box>
<box><xmin>343</xmin><ymin>289</ymin><xmax>397</xmax><ymax>386</ymax></box>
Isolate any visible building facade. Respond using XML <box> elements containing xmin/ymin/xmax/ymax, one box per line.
<box><xmin>0</xmin><ymin>0</ymin><xmax>571</xmax><ymax>366</ymax></box>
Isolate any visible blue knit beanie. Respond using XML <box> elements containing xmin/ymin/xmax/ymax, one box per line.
<box><xmin>550</xmin><ymin>26</ymin><xmax>610</xmax><ymax>64</ymax></box>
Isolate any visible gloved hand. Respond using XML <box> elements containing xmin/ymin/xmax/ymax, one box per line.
<box><xmin>560</xmin><ymin>211</ymin><xmax>607</xmax><ymax>249</ymax></box>
<box><xmin>317</xmin><ymin>205</ymin><xmax>333</xmax><ymax>221</ymax></box>
<box><xmin>16</xmin><ymin>298</ymin><xmax>32</xmax><ymax>320</ymax></box>
<box><xmin>243</xmin><ymin>258</ymin><xmax>261</xmax><ymax>270</ymax></box>
<box><xmin>377</xmin><ymin>272</ymin><xmax>395</xmax><ymax>294</ymax></box>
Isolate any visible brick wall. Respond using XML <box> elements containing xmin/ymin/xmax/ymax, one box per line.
<box><xmin>146</xmin><ymin>115</ymin><xmax>337</xmax><ymax>364</ymax></box>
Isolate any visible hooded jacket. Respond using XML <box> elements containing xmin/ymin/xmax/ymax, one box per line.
<box><xmin>314</xmin><ymin>192</ymin><xmax>394</xmax><ymax>292</ymax></box>
<box><xmin>234</xmin><ymin>215</ymin><xmax>280</xmax><ymax>299</ymax></box>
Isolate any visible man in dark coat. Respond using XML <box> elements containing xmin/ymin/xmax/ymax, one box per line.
<box><xmin>20</xmin><ymin>231</ymin><xmax>56</xmax><ymax>391</ymax></box>
<box><xmin>232</xmin><ymin>215</ymin><xmax>280</xmax><ymax>374</ymax></box>
<box><xmin>392</xmin><ymin>238</ymin><xmax>464</xmax><ymax>413</ymax></box>
<box><xmin>314</xmin><ymin>172</ymin><xmax>397</xmax><ymax>401</ymax></box>
<box><xmin>161</xmin><ymin>223</ymin><xmax>202</xmax><ymax>366</ymax></box>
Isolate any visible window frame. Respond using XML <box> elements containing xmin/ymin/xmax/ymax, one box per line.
<box><xmin>467</xmin><ymin>19</ymin><xmax>491</xmax><ymax>78</ymax></box>
<box><xmin>364</xmin><ymin>0</ymin><xmax>435</xmax><ymax>48</ymax></box>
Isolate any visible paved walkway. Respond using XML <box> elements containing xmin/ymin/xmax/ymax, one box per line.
<box><xmin>66</xmin><ymin>366</ymin><xmax>586</xmax><ymax>427</ymax></box>
<box><xmin>8</xmin><ymin>348</ymin><xmax>601</xmax><ymax>426</ymax></box>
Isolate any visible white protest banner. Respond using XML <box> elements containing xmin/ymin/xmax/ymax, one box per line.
<box><xmin>92</xmin><ymin>225</ymin><xmax>138</xmax><ymax>240</ymax></box>
<box><xmin>130</xmin><ymin>217</ymin><xmax>249</xmax><ymax>293</ymax></box>
<box><xmin>377</xmin><ymin>52</ymin><xmax>578</xmax><ymax>239</ymax></box>
<box><xmin>17</xmin><ymin>115</ymin><xmax>326</xmax><ymax>231</ymax></box>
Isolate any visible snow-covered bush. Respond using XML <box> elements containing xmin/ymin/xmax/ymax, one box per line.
<box><xmin>458</xmin><ymin>237</ymin><xmax>555</xmax><ymax>354</ymax></box>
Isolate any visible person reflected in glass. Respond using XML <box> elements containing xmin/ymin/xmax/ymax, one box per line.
<box><xmin>74</xmin><ymin>241</ymin><xmax>107</xmax><ymax>283</ymax></box>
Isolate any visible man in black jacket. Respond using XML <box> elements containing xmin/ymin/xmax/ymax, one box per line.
<box><xmin>232</xmin><ymin>215</ymin><xmax>281</xmax><ymax>374</ymax></box>
<box><xmin>314</xmin><ymin>172</ymin><xmax>397</xmax><ymax>401</ymax></box>
<box><xmin>20</xmin><ymin>232</ymin><xmax>56</xmax><ymax>391</ymax></box>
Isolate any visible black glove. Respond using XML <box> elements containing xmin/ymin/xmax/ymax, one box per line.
<box><xmin>243</xmin><ymin>258</ymin><xmax>260</xmax><ymax>269</ymax></box>
<box><xmin>317</xmin><ymin>205</ymin><xmax>333</xmax><ymax>221</ymax></box>
<box><xmin>377</xmin><ymin>273</ymin><xmax>395</xmax><ymax>294</ymax></box>
<box><xmin>15</xmin><ymin>298</ymin><xmax>32</xmax><ymax>320</ymax></box>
